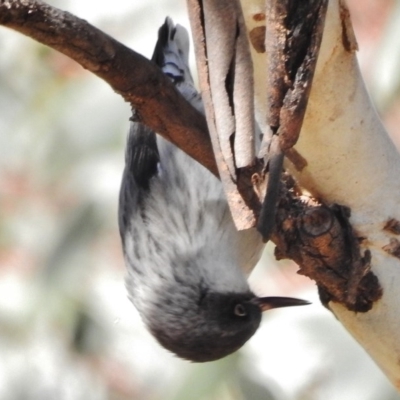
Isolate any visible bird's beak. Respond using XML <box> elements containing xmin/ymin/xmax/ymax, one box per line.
<box><xmin>253</xmin><ymin>296</ymin><xmax>311</xmax><ymax>312</ymax></box>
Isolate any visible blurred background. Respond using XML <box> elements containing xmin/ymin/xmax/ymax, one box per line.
<box><xmin>0</xmin><ymin>0</ymin><xmax>400</xmax><ymax>399</ymax></box>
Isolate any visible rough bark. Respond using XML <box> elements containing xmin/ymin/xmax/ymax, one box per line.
<box><xmin>243</xmin><ymin>0</ymin><xmax>400</xmax><ymax>389</ymax></box>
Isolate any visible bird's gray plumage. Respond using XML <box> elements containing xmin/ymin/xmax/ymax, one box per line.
<box><xmin>119</xmin><ymin>18</ymin><xmax>306</xmax><ymax>362</ymax></box>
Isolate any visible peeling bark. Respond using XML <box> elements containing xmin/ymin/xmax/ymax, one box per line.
<box><xmin>187</xmin><ymin>0</ymin><xmax>262</xmax><ymax>230</ymax></box>
<box><xmin>257</xmin><ymin>0</ymin><xmax>328</xmax><ymax>241</ymax></box>
<box><xmin>273</xmin><ymin>177</ymin><xmax>382</xmax><ymax>312</ymax></box>
<box><xmin>242</xmin><ymin>0</ymin><xmax>400</xmax><ymax>388</ymax></box>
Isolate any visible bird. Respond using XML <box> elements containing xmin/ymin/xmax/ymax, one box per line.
<box><xmin>118</xmin><ymin>17</ymin><xmax>309</xmax><ymax>362</ymax></box>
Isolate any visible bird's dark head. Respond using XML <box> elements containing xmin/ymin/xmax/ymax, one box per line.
<box><xmin>146</xmin><ymin>289</ymin><xmax>309</xmax><ymax>362</ymax></box>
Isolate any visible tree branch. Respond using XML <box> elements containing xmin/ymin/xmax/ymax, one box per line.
<box><xmin>243</xmin><ymin>0</ymin><xmax>400</xmax><ymax>387</ymax></box>
<box><xmin>0</xmin><ymin>0</ymin><xmax>218</xmax><ymax>176</ymax></box>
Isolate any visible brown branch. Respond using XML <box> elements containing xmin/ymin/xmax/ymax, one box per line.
<box><xmin>265</xmin><ymin>0</ymin><xmax>328</xmax><ymax>150</ymax></box>
<box><xmin>0</xmin><ymin>0</ymin><xmax>218</xmax><ymax>176</ymax></box>
<box><xmin>256</xmin><ymin>0</ymin><xmax>328</xmax><ymax>241</ymax></box>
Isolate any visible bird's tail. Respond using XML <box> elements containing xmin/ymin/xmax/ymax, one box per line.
<box><xmin>152</xmin><ymin>17</ymin><xmax>204</xmax><ymax>113</ymax></box>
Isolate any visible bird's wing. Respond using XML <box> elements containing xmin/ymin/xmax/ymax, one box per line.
<box><xmin>124</xmin><ymin>16</ymin><xmax>203</xmax><ymax>190</ymax></box>
<box><xmin>119</xmin><ymin>17</ymin><xmax>202</xmax><ymax>237</ymax></box>
<box><xmin>119</xmin><ymin>122</ymin><xmax>159</xmax><ymax>237</ymax></box>
<box><xmin>124</xmin><ymin>122</ymin><xmax>160</xmax><ymax>191</ymax></box>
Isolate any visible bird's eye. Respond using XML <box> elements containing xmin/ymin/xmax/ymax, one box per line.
<box><xmin>234</xmin><ymin>303</ymin><xmax>247</xmax><ymax>317</ymax></box>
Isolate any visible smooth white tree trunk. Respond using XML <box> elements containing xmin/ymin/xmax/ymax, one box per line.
<box><xmin>241</xmin><ymin>0</ymin><xmax>400</xmax><ymax>388</ymax></box>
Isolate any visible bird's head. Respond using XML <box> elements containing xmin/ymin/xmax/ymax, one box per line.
<box><xmin>145</xmin><ymin>288</ymin><xmax>309</xmax><ymax>362</ymax></box>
